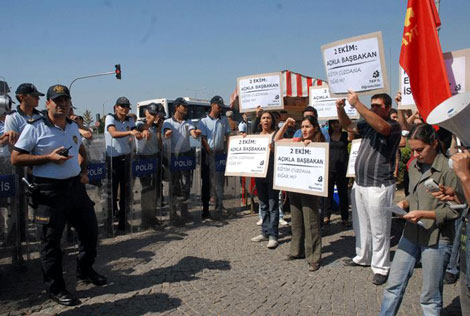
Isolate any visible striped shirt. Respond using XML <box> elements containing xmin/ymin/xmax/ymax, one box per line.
<box><xmin>354</xmin><ymin>119</ymin><xmax>401</xmax><ymax>187</ymax></box>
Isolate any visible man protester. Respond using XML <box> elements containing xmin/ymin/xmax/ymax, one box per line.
<box><xmin>162</xmin><ymin>97</ymin><xmax>201</xmax><ymax>224</ymax></box>
<box><xmin>198</xmin><ymin>96</ymin><xmax>231</xmax><ymax>220</ymax></box>
<box><xmin>337</xmin><ymin>90</ymin><xmax>401</xmax><ymax>285</ymax></box>
<box><xmin>105</xmin><ymin>97</ymin><xmax>142</xmax><ymax>232</ymax></box>
<box><xmin>135</xmin><ymin>102</ymin><xmax>165</xmax><ymax>229</ymax></box>
<box><xmin>11</xmin><ymin>84</ymin><xmax>106</xmax><ymax>306</ymax></box>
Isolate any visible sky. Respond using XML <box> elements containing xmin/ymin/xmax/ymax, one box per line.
<box><xmin>1</xmin><ymin>0</ymin><xmax>469</xmax><ymax>120</ymax></box>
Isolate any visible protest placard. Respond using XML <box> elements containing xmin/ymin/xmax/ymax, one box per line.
<box><xmin>225</xmin><ymin>135</ymin><xmax>272</xmax><ymax>178</ymax></box>
<box><xmin>321</xmin><ymin>31</ymin><xmax>388</xmax><ymax>97</ymax></box>
<box><xmin>273</xmin><ymin>142</ymin><xmax>329</xmax><ymax>196</ymax></box>
<box><xmin>309</xmin><ymin>86</ymin><xmax>359</xmax><ymax>120</ymax></box>
<box><xmin>399</xmin><ymin>48</ymin><xmax>470</xmax><ymax>110</ymax></box>
<box><xmin>237</xmin><ymin>72</ymin><xmax>284</xmax><ymax>113</ymax></box>
<box><xmin>346</xmin><ymin>139</ymin><xmax>362</xmax><ymax>177</ymax></box>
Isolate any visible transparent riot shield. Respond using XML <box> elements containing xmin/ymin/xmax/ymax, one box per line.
<box><xmin>105</xmin><ymin>136</ymin><xmax>134</xmax><ymax>236</ymax></box>
<box><xmin>131</xmin><ymin>136</ymin><xmax>162</xmax><ymax>231</ymax></box>
<box><xmin>163</xmin><ymin>130</ymin><xmax>199</xmax><ymax>226</ymax></box>
<box><xmin>0</xmin><ymin>150</ymin><xmax>27</xmax><ymax>268</ymax></box>
<box><xmin>83</xmin><ymin>135</ymin><xmax>110</xmax><ymax>238</ymax></box>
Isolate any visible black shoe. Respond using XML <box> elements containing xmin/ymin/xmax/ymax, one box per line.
<box><xmin>202</xmin><ymin>210</ymin><xmax>210</xmax><ymax>220</ymax></box>
<box><xmin>372</xmin><ymin>273</ymin><xmax>388</xmax><ymax>285</ymax></box>
<box><xmin>285</xmin><ymin>254</ymin><xmax>305</xmax><ymax>261</ymax></box>
<box><xmin>308</xmin><ymin>262</ymin><xmax>320</xmax><ymax>272</ymax></box>
<box><xmin>49</xmin><ymin>289</ymin><xmax>80</xmax><ymax>306</ymax></box>
<box><xmin>342</xmin><ymin>258</ymin><xmax>368</xmax><ymax>267</ymax></box>
<box><xmin>443</xmin><ymin>272</ymin><xmax>459</xmax><ymax>284</ymax></box>
<box><xmin>77</xmin><ymin>268</ymin><xmax>107</xmax><ymax>286</ymax></box>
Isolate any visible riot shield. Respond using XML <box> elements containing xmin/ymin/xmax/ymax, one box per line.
<box><xmin>131</xmin><ymin>135</ymin><xmax>162</xmax><ymax>231</ymax></box>
<box><xmin>105</xmin><ymin>136</ymin><xmax>134</xmax><ymax>236</ymax></box>
<box><xmin>163</xmin><ymin>131</ymin><xmax>200</xmax><ymax>226</ymax></box>
<box><xmin>83</xmin><ymin>136</ymin><xmax>110</xmax><ymax>237</ymax></box>
<box><xmin>0</xmin><ymin>149</ymin><xmax>28</xmax><ymax>268</ymax></box>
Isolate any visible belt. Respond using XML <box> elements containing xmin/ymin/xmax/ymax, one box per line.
<box><xmin>33</xmin><ymin>175</ymin><xmax>80</xmax><ymax>189</ymax></box>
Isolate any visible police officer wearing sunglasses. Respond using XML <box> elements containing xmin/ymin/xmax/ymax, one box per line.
<box><xmin>11</xmin><ymin>84</ymin><xmax>106</xmax><ymax>306</ymax></box>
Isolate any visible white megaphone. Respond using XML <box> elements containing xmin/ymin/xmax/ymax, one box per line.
<box><xmin>427</xmin><ymin>92</ymin><xmax>470</xmax><ymax>148</ymax></box>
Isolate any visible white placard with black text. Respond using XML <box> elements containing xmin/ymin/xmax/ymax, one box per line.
<box><xmin>309</xmin><ymin>86</ymin><xmax>359</xmax><ymax>120</ymax></box>
<box><xmin>346</xmin><ymin>139</ymin><xmax>362</xmax><ymax>178</ymax></box>
<box><xmin>273</xmin><ymin>142</ymin><xmax>329</xmax><ymax>197</ymax></box>
<box><xmin>321</xmin><ymin>31</ymin><xmax>388</xmax><ymax>97</ymax></box>
<box><xmin>237</xmin><ymin>72</ymin><xmax>284</xmax><ymax>113</ymax></box>
<box><xmin>225</xmin><ymin>135</ymin><xmax>272</xmax><ymax>178</ymax></box>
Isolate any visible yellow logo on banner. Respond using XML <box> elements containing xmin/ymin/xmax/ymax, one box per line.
<box><xmin>402</xmin><ymin>7</ymin><xmax>418</xmax><ymax>47</ymax></box>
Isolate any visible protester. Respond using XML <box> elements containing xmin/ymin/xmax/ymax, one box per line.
<box><xmin>380</xmin><ymin>123</ymin><xmax>463</xmax><ymax>316</ymax></box>
<box><xmin>198</xmin><ymin>96</ymin><xmax>231</xmax><ymax>220</ymax></box>
<box><xmin>275</xmin><ymin>116</ymin><xmax>324</xmax><ymax>271</ymax></box>
<box><xmin>250</xmin><ymin>111</ymin><xmax>279</xmax><ymax>248</ymax></box>
<box><xmin>162</xmin><ymin>97</ymin><xmax>201</xmax><ymax>224</ymax></box>
<box><xmin>225</xmin><ymin>110</ymin><xmax>238</xmax><ymax>134</ymax></box>
<box><xmin>105</xmin><ymin>97</ymin><xmax>142</xmax><ymax>231</ymax></box>
<box><xmin>323</xmin><ymin>119</ymin><xmax>351</xmax><ymax>227</ymax></box>
<box><xmin>11</xmin><ymin>84</ymin><xmax>106</xmax><ymax>306</ymax></box>
<box><xmin>337</xmin><ymin>90</ymin><xmax>401</xmax><ymax>285</ymax></box>
<box><xmin>292</xmin><ymin>106</ymin><xmax>330</xmax><ymax>141</ymax></box>
<box><xmin>135</xmin><ymin>103</ymin><xmax>165</xmax><ymax>229</ymax></box>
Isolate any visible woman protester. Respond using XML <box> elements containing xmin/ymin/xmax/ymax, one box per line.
<box><xmin>380</xmin><ymin>124</ymin><xmax>463</xmax><ymax>316</ymax></box>
<box><xmin>250</xmin><ymin>111</ymin><xmax>280</xmax><ymax>249</ymax></box>
<box><xmin>323</xmin><ymin>119</ymin><xmax>351</xmax><ymax>227</ymax></box>
<box><xmin>274</xmin><ymin>116</ymin><xmax>325</xmax><ymax>271</ymax></box>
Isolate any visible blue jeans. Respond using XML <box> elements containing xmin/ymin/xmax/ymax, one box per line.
<box><xmin>446</xmin><ymin>214</ymin><xmax>464</xmax><ymax>275</ymax></box>
<box><xmin>380</xmin><ymin>236</ymin><xmax>450</xmax><ymax>316</ymax></box>
<box><xmin>255</xmin><ymin>178</ymin><xmax>279</xmax><ymax>238</ymax></box>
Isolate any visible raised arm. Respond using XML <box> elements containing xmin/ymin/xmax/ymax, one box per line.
<box><xmin>347</xmin><ymin>90</ymin><xmax>391</xmax><ymax>136</ymax></box>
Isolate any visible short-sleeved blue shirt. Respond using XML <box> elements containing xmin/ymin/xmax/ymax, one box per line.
<box><xmin>5</xmin><ymin>106</ymin><xmax>42</xmax><ymax>134</ymax></box>
<box><xmin>105</xmin><ymin>114</ymin><xmax>136</xmax><ymax>157</ymax></box>
<box><xmin>198</xmin><ymin>115</ymin><xmax>230</xmax><ymax>151</ymax></box>
<box><xmin>136</xmin><ymin>120</ymin><xmax>160</xmax><ymax>155</ymax></box>
<box><xmin>14</xmin><ymin>116</ymin><xmax>82</xmax><ymax>179</ymax></box>
<box><xmin>162</xmin><ymin>117</ymin><xmax>195</xmax><ymax>153</ymax></box>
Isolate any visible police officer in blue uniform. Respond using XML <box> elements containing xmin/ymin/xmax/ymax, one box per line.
<box><xmin>105</xmin><ymin>97</ymin><xmax>141</xmax><ymax>231</ymax></box>
<box><xmin>11</xmin><ymin>84</ymin><xmax>106</xmax><ymax>306</ymax></box>
<box><xmin>136</xmin><ymin>103</ymin><xmax>165</xmax><ymax>229</ymax></box>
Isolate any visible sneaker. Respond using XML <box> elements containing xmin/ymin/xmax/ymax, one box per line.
<box><xmin>372</xmin><ymin>273</ymin><xmax>388</xmax><ymax>285</ymax></box>
<box><xmin>251</xmin><ymin>234</ymin><xmax>268</xmax><ymax>242</ymax></box>
<box><xmin>443</xmin><ymin>272</ymin><xmax>459</xmax><ymax>284</ymax></box>
<box><xmin>267</xmin><ymin>236</ymin><xmax>278</xmax><ymax>249</ymax></box>
<box><xmin>256</xmin><ymin>219</ymin><xmax>262</xmax><ymax>226</ymax></box>
<box><xmin>279</xmin><ymin>218</ymin><xmax>288</xmax><ymax>226</ymax></box>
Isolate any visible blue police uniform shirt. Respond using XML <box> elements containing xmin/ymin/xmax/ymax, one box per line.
<box><xmin>136</xmin><ymin>120</ymin><xmax>160</xmax><ymax>155</ymax></box>
<box><xmin>14</xmin><ymin>116</ymin><xmax>82</xmax><ymax>179</ymax></box>
<box><xmin>0</xmin><ymin>121</ymin><xmax>10</xmax><ymax>157</ymax></box>
<box><xmin>162</xmin><ymin>117</ymin><xmax>195</xmax><ymax>153</ymax></box>
<box><xmin>198</xmin><ymin>115</ymin><xmax>231</xmax><ymax>151</ymax></box>
<box><xmin>4</xmin><ymin>106</ymin><xmax>42</xmax><ymax>134</ymax></box>
<box><xmin>293</xmin><ymin>126</ymin><xmax>330</xmax><ymax>142</ymax></box>
<box><xmin>105</xmin><ymin>114</ymin><xmax>136</xmax><ymax>157</ymax></box>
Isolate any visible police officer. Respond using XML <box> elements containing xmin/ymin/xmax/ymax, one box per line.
<box><xmin>4</xmin><ymin>83</ymin><xmax>45</xmax><ymax>263</ymax></box>
<box><xmin>105</xmin><ymin>97</ymin><xmax>141</xmax><ymax>231</ymax></box>
<box><xmin>11</xmin><ymin>84</ymin><xmax>106</xmax><ymax>306</ymax></box>
<box><xmin>198</xmin><ymin>96</ymin><xmax>231</xmax><ymax>219</ymax></box>
<box><xmin>162</xmin><ymin>97</ymin><xmax>201</xmax><ymax>224</ymax></box>
<box><xmin>136</xmin><ymin>103</ymin><xmax>165</xmax><ymax>229</ymax></box>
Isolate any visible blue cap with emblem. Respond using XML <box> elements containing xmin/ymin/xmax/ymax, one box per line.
<box><xmin>47</xmin><ymin>84</ymin><xmax>71</xmax><ymax>100</ymax></box>
<box><xmin>15</xmin><ymin>83</ymin><xmax>45</xmax><ymax>97</ymax></box>
<box><xmin>115</xmin><ymin>96</ymin><xmax>131</xmax><ymax>107</ymax></box>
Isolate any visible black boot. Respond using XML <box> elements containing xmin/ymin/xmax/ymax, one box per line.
<box><xmin>77</xmin><ymin>266</ymin><xmax>107</xmax><ymax>286</ymax></box>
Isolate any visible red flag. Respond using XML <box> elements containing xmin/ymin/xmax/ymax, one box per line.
<box><xmin>399</xmin><ymin>0</ymin><xmax>451</xmax><ymax>121</ymax></box>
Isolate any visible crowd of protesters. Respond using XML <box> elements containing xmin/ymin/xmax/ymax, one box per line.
<box><xmin>1</xmin><ymin>83</ymin><xmax>470</xmax><ymax>315</ymax></box>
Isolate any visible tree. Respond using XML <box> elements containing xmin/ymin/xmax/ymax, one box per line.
<box><xmin>82</xmin><ymin>109</ymin><xmax>93</xmax><ymax>127</ymax></box>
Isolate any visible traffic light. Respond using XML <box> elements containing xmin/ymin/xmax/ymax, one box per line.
<box><xmin>115</xmin><ymin>64</ymin><xmax>121</xmax><ymax>80</ymax></box>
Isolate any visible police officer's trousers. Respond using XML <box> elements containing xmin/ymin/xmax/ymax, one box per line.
<box><xmin>34</xmin><ymin>175</ymin><xmax>98</xmax><ymax>295</ymax></box>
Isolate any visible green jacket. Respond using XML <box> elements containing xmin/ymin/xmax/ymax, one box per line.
<box><xmin>404</xmin><ymin>153</ymin><xmax>463</xmax><ymax>246</ymax></box>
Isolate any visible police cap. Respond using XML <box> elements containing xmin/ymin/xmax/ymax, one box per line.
<box><xmin>174</xmin><ymin>97</ymin><xmax>188</xmax><ymax>107</ymax></box>
<box><xmin>210</xmin><ymin>95</ymin><xmax>224</xmax><ymax>107</ymax></box>
<box><xmin>47</xmin><ymin>84</ymin><xmax>71</xmax><ymax>100</ymax></box>
<box><xmin>15</xmin><ymin>83</ymin><xmax>45</xmax><ymax>97</ymax></box>
<box><xmin>146</xmin><ymin>102</ymin><xmax>166</xmax><ymax>116</ymax></box>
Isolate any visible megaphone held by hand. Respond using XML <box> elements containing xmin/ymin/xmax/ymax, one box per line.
<box><xmin>427</xmin><ymin>92</ymin><xmax>470</xmax><ymax>148</ymax></box>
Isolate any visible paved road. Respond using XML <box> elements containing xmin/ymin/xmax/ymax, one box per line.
<box><xmin>0</xmin><ymin>201</ymin><xmax>462</xmax><ymax>315</ymax></box>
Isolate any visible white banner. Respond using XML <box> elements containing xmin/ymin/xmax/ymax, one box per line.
<box><xmin>321</xmin><ymin>31</ymin><xmax>388</xmax><ymax>97</ymax></box>
<box><xmin>309</xmin><ymin>86</ymin><xmax>359</xmax><ymax>120</ymax></box>
<box><xmin>237</xmin><ymin>72</ymin><xmax>283</xmax><ymax>113</ymax></box>
<box><xmin>225</xmin><ymin>135</ymin><xmax>272</xmax><ymax>178</ymax></box>
<box><xmin>346</xmin><ymin>139</ymin><xmax>362</xmax><ymax>178</ymax></box>
<box><xmin>273</xmin><ymin>142</ymin><xmax>329</xmax><ymax>196</ymax></box>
